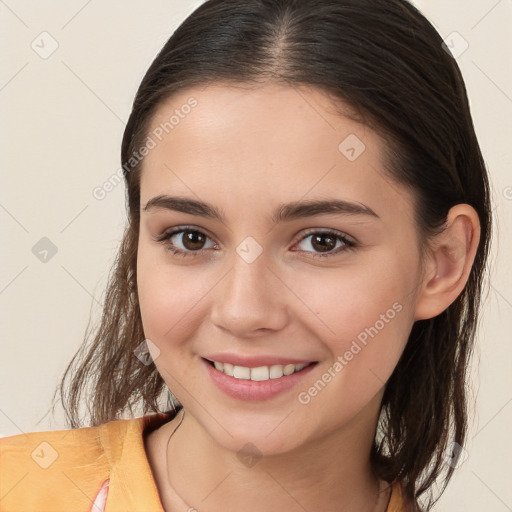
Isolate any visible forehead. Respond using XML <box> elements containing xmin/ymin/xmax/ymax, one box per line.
<box><xmin>145</xmin><ymin>82</ymin><xmax>369</xmax><ymax>164</ymax></box>
<box><xmin>139</xmin><ymin>82</ymin><xmax>415</xmax><ymax>225</ymax></box>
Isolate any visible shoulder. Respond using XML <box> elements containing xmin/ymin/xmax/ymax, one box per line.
<box><xmin>0</xmin><ymin>413</ymin><xmax>170</xmax><ymax>512</ymax></box>
<box><xmin>387</xmin><ymin>480</ymin><xmax>420</xmax><ymax>512</ymax></box>
<box><xmin>0</xmin><ymin>421</ymin><xmax>109</xmax><ymax>511</ymax></box>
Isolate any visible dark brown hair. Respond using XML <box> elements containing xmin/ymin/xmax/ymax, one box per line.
<box><xmin>49</xmin><ymin>1</ymin><xmax>492</xmax><ymax>510</ymax></box>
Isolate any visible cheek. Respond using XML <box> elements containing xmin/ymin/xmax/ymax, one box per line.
<box><xmin>292</xmin><ymin>263</ymin><xmax>416</xmax><ymax>427</ymax></box>
<box><xmin>293</xmin><ymin>253</ymin><xmax>417</xmax><ymax>376</ymax></box>
<box><xmin>136</xmin><ymin>249</ymin><xmax>209</xmax><ymax>352</ymax></box>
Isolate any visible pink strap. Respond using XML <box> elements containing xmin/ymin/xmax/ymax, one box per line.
<box><xmin>90</xmin><ymin>478</ymin><xmax>109</xmax><ymax>512</ymax></box>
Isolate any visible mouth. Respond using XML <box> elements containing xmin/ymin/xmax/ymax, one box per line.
<box><xmin>201</xmin><ymin>354</ymin><xmax>318</xmax><ymax>401</ymax></box>
<box><xmin>203</xmin><ymin>358</ymin><xmax>317</xmax><ymax>382</ymax></box>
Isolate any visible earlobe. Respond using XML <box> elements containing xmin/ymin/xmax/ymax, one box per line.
<box><xmin>414</xmin><ymin>204</ymin><xmax>481</xmax><ymax>321</ymax></box>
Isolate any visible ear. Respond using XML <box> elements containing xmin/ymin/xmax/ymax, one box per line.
<box><xmin>414</xmin><ymin>204</ymin><xmax>481</xmax><ymax>321</ymax></box>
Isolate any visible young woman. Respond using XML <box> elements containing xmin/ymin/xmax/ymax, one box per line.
<box><xmin>0</xmin><ymin>1</ymin><xmax>492</xmax><ymax>511</ymax></box>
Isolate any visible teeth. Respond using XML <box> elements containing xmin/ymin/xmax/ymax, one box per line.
<box><xmin>249</xmin><ymin>366</ymin><xmax>269</xmax><ymax>381</ymax></box>
<box><xmin>211</xmin><ymin>360</ymin><xmax>310</xmax><ymax>381</ymax></box>
<box><xmin>224</xmin><ymin>363</ymin><xmax>234</xmax><ymax>376</ymax></box>
<box><xmin>269</xmin><ymin>365</ymin><xmax>284</xmax><ymax>379</ymax></box>
<box><xmin>283</xmin><ymin>364</ymin><xmax>295</xmax><ymax>376</ymax></box>
<box><xmin>233</xmin><ymin>366</ymin><xmax>251</xmax><ymax>379</ymax></box>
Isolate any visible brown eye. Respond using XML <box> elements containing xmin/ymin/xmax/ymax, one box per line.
<box><xmin>155</xmin><ymin>227</ymin><xmax>216</xmax><ymax>258</ymax></box>
<box><xmin>309</xmin><ymin>233</ymin><xmax>337</xmax><ymax>253</ymax></box>
<box><xmin>293</xmin><ymin>229</ymin><xmax>356</xmax><ymax>259</ymax></box>
<box><xmin>180</xmin><ymin>230</ymin><xmax>207</xmax><ymax>251</ymax></box>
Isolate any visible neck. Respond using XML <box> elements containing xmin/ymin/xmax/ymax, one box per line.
<box><xmin>163</xmin><ymin>393</ymin><xmax>388</xmax><ymax>512</ymax></box>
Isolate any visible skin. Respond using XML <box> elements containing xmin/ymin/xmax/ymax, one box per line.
<box><xmin>137</xmin><ymin>82</ymin><xmax>481</xmax><ymax>512</ymax></box>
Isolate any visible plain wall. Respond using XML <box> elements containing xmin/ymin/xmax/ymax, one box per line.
<box><xmin>1</xmin><ymin>1</ymin><xmax>511</xmax><ymax>510</ymax></box>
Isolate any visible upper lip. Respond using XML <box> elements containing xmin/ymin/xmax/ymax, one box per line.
<box><xmin>203</xmin><ymin>353</ymin><xmax>316</xmax><ymax>368</ymax></box>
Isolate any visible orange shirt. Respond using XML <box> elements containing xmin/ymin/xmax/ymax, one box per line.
<box><xmin>0</xmin><ymin>412</ymin><xmax>410</xmax><ymax>511</ymax></box>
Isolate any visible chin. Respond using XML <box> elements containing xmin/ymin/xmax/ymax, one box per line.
<box><xmin>190</xmin><ymin>406</ymin><xmax>315</xmax><ymax>458</ymax></box>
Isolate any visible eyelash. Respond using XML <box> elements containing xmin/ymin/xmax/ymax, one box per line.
<box><xmin>153</xmin><ymin>226</ymin><xmax>356</xmax><ymax>259</ymax></box>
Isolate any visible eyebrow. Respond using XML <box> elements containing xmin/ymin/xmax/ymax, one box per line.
<box><xmin>142</xmin><ymin>195</ymin><xmax>380</xmax><ymax>223</ymax></box>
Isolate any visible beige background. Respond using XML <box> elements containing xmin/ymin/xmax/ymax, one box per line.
<box><xmin>1</xmin><ymin>1</ymin><xmax>511</xmax><ymax>510</ymax></box>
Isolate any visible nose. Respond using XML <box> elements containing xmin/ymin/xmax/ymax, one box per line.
<box><xmin>209</xmin><ymin>248</ymin><xmax>289</xmax><ymax>338</ymax></box>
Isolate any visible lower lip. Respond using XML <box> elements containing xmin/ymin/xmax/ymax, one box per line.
<box><xmin>202</xmin><ymin>358</ymin><xmax>317</xmax><ymax>401</ymax></box>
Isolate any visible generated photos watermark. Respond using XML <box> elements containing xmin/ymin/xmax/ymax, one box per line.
<box><xmin>297</xmin><ymin>301</ymin><xmax>403</xmax><ymax>405</ymax></box>
<box><xmin>92</xmin><ymin>97</ymin><xmax>198</xmax><ymax>201</ymax></box>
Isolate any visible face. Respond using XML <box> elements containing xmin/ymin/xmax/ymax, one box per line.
<box><xmin>136</xmin><ymin>82</ymin><xmax>425</xmax><ymax>456</ymax></box>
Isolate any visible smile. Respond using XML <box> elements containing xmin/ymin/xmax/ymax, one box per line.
<box><xmin>203</xmin><ymin>358</ymin><xmax>318</xmax><ymax>401</ymax></box>
<box><xmin>208</xmin><ymin>360</ymin><xmax>312</xmax><ymax>381</ymax></box>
